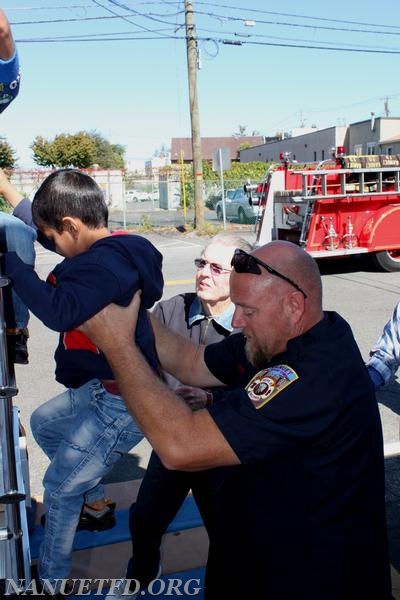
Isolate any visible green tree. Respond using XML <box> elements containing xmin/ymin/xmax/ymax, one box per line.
<box><xmin>31</xmin><ymin>131</ymin><xmax>125</xmax><ymax>169</ymax></box>
<box><xmin>233</xmin><ymin>124</ymin><xmax>247</xmax><ymax>137</ymax></box>
<box><xmin>89</xmin><ymin>131</ymin><xmax>125</xmax><ymax>169</ymax></box>
<box><xmin>31</xmin><ymin>135</ymin><xmax>57</xmax><ymax>167</ymax></box>
<box><xmin>53</xmin><ymin>132</ymin><xmax>97</xmax><ymax>168</ymax></box>
<box><xmin>156</xmin><ymin>160</ymin><xmax>270</xmax><ymax>210</ymax></box>
<box><xmin>0</xmin><ymin>137</ymin><xmax>17</xmax><ymax>210</ymax></box>
<box><xmin>0</xmin><ymin>137</ymin><xmax>17</xmax><ymax>169</ymax></box>
<box><xmin>176</xmin><ymin>160</ymin><xmax>270</xmax><ymax>209</ymax></box>
<box><xmin>201</xmin><ymin>159</ymin><xmax>268</xmax><ymax>183</ymax></box>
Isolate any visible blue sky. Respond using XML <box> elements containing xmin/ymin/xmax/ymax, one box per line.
<box><xmin>2</xmin><ymin>0</ymin><xmax>400</xmax><ymax>167</ymax></box>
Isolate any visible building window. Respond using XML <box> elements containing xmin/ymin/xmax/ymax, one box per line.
<box><xmin>387</xmin><ymin>147</ymin><xmax>393</xmax><ymax>155</ymax></box>
<box><xmin>367</xmin><ymin>143</ymin><xmax>377</xmax><ymax>155</ymax></box>
<box><xmin>314</xmin><ymin>151</ymin><xmax>317</xmax><ymax>161</ymax></box>
<box><xmin>321</xmin><ymin>150</ymin><xmax>325</xmax><ymax>160</ymax></box>
<box><xmin>354</xmin><ymin>144</ymin><xmax>362</xmax><ymax>155</ymax></box>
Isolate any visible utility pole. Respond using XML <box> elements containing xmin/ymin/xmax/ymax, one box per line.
<box><xmin>184</xmin><ymin>0</ymin><xmax>204</xmax><ymax>230</ymax></box>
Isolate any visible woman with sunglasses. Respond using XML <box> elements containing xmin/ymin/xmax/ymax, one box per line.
<box><xmin>119</xmin><ymin>232</ymin><xmax>252</xmax><ymax>599</ymax></box>
<box><xmin>81</xmin><ymin>239</ymin><xmax>391</xmax><ymax>600</ymax></box>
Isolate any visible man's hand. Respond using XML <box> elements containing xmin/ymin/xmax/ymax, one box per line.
<box><xmin>175</xmin><ymin>385</ymin><xmax>212</xmax><ymax>411</ymax></box>
<box><xmin>78</xmin><ymin>291</ymin><xmax>142</xmax><ymax>353</ymax></box>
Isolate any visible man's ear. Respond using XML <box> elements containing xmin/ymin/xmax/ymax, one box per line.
<box><xmin>285</xmin><ymin>290</ymin><xmax>306</xmax><ymax>321</ymax></box>
<box><xmin>61</xmin><ymin>217</ymin><xmax>80</xmax><ymax>240</ymax></box>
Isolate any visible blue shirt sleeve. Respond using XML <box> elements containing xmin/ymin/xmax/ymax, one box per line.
<box><xmin>13</xmin><ymin>198</ymin><xmax>55</xmax><ymax>251</ymax></box>
<box><xmin>367</xmin><ymin>365</ymin><xmax>385</xmax><ymax>391</ymax></box>
<box><xmin>366</xmin><ymin>300</ymin><xmax>400</xmax><ymax>385</ymax></box>
<box><xmin>4</xmin><ymin>251</ymin><xmax>139</xmax><ymax>331</ymax></box>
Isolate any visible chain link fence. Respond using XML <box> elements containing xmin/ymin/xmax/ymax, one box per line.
<box><xmin>7</xmin><ymin>170</ymin><xmax>258</xmax><ymax>229</ymax></box>
<box><xmin>112</xmin><ymin>178</ymin><xmax>253</xmax><ymax>228</ymax></box>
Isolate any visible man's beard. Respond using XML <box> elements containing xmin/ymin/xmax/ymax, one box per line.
<box><xmin>244</xmin><ymin>338</ymin><xmax>268</xmax><ymax>368</ymax></box>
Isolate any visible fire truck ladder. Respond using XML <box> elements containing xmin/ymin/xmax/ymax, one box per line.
<box><xmin>300</xmin><ymin>165</ymin><xmax>400</xmax><ymax>198</ymax></box>
<box><xmin>299</xmin><ymin>200</ymin><xmax>314</xmax><ymax>247</ymax></box>
<box><xmin>0</xmin><ymin>261</ymin><xmax>31</xmax><ymax>597</ymax></box>
<box><xmin>296</xmin><ymin>164</ymin><xmax>400</xmax><ymax>246</ymax></box>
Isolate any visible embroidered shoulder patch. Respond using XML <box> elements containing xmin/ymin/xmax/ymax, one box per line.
<box><xmin>245</xmin><ymin>365</ymin><xmax>298</xmax><ymax>410</ymax></box>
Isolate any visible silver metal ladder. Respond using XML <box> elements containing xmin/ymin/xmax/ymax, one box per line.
<box><xmin>298</xmin><ymin>165</ymin><xmax>400</xmax><ymax>198</ymax></box>
<box><xmin>0</xmin><ymin>263</ymin><xmax>31</xmax><ymax>596</ymax></box>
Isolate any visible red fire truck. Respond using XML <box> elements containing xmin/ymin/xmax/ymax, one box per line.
<box><xmin>248</xmin><ymin>148</ymin><xmax>400</xmax><ymax>271</ymax></box>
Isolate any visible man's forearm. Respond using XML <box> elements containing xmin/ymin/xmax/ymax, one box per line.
<box><xmin>104</xmin><ymin>339</ymin><xmax>237</xmax><ymax>470</ymax></box>
<box><xmin>149</xmin><ymin>312</ymin><xmax>220</xmax><ymax>387</ymax></box>
<box><xmin>78</xmin><ymin>299</ymin><xmax>239</xmax><ymax>469</ymax></box>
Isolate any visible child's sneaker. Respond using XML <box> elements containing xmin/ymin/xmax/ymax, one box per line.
<box><xmin>76</xmin><ymin>502</ymin><xmax>116</xmax><ymax>531</ymax></box>
<box><xmin>41</xmin><ymin>500</ymin><xmax>116</xmax><ymax>532</ymax></box>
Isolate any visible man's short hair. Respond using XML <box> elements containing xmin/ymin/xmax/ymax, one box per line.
<box><xmin>205</xmin><ymin>232</ymin><xmax>253</xmax><ymax>254</ymax></box>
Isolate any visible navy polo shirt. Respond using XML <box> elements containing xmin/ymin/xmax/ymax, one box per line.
<box><xmin>201</xmin><ymin>312</ymin><xmax>391</xmax><ymax>599</ymax></box>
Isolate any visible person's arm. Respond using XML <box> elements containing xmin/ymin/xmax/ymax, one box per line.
<box><xmin>366</xmin><ymin>302</ymin><xmax>400</xmax><ymax>388</ymax></box>
<box><xmin>80</xmin><ymin>295</ymin><xmax>240</xmax><ymax>471</ymax></box>
<box><xmin>0</xmin><ymin>9</ymin><xmax>20</xmax><ymax>114</ymax></box>
<box><xmin>0</xmin><ymin>168</ymin><xmax>24</xmax><ymax>209</ymax></box>
<box><xmin>0</xmin><ymin>9</ymin><xmax>15</xmax><ymax>60</ymax></box>
<box><xmin>4</xmin><ymin>254</ymin><xmax>131</xmax><ymax>332</ymax></box>
<box><xmin>0</xmin><ymin>171</ymin><xmax>54</xmax><ymax>249</ymax></box>
<box><xmin>149</xmin><ymin>311</ymin><xmax>222</xmax><ymax>388</ymax></box>
<box><xmin>367</xmin><ymin>365</ymin><xmax>384</xmax><ymax>391</ymax></box>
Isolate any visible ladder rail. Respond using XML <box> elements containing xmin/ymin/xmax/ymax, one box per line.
<box><xmin>298</xmin><ymin>165</ymin><xmax>400</xmax><ymax>200</ymax></box>
<box><xmin>0</xmin><ymin>258</ymin><xmax>31</xmax><ymax>595</ymax></box>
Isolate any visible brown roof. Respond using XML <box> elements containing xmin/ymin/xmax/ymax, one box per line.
<box><xmin>170</xmin><ymin>136</ymin><xmax>265</xmax><ymax>161</ymax></box>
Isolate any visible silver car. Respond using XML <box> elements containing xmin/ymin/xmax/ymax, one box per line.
<box><xmin>215</xmin><ymin>187</ymin><xmax>258</xmax><ymax>223</ymax></box>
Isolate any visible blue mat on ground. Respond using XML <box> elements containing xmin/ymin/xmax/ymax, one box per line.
<box><xmin>29</xmin><ymin>495</ymin><xmax>203</xmax><ymax>559</ymax></box>
<box><xmin>71</xmin><ymin>567</ymin><xmax>205</xmax><ymax>599</ymax></box>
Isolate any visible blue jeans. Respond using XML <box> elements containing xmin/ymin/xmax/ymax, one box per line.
<box><xmin>0</xmin><ymin>212</ymin><xmax>36</xmax><ymax>329</ymax></box>
<box><xmin>30</xmin><ymin>379</ymin><xmax>144</xmax><ymax>592</ymax></box>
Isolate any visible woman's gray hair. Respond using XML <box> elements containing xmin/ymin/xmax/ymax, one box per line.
<box><xmin>204</xmin><ymin>231</ymin><xmax>253</xmax><ymax>254</ymax></box>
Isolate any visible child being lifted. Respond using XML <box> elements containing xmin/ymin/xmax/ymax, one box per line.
<box><xmin>4</xmin><ymin>168</ymin><xmax>163</xmax><ymax>599</ymax></box>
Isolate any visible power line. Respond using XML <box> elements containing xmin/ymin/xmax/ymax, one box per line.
<box><xmin>14</xmin><ymin>32</ymin><xmax>400</xmax><ymax>55</ymax></box>
<box><xmin>7</xmin><ymin>1</ymin><xmax>400</xmax><ymax>55</ymax></box>
<box><xmin>194</xmin><ymin>1</ymin><xmax>400</xmax><ymax>31</ymax></box>
<box><xmin>90</xmin><ymin>0</ymin><xmax>171</xmax><ymax>36</ymax></box>
<box><xmin>196</xmin><ymin>26</ymin><xmax>399</xmax><ymax>53</ymax></box>
<box><xmin>195</xmin><ymin>8</ymin><xmax>400</xmax><ymax>37</ymax></box>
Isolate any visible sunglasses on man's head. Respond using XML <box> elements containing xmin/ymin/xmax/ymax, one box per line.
<box><xmin>230</xmin><ymin>248</ymin><xmax>307</xmax><ymax>298</ymax></box>
<box><xmin>194</xmin><ymin>258</ymin><xmax>231</xmax><ymax>276</ymax></box>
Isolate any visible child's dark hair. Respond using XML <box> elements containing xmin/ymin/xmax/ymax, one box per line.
<box><xmin>32</xmin><ymin>169</ymin><xmax>108</xmax><ymax>231</ymax></box>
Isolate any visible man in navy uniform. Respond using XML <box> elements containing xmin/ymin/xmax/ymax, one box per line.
<box><xmin>81</xmin><ymin>240</ymin><xmax>391</xmax><ymax>600</ymax></box>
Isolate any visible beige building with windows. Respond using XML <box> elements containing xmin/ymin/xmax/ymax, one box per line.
<box><xmin>240</xmin><ymin>117</ymin><xmax>400</xmax><ymax>164</ymax></box>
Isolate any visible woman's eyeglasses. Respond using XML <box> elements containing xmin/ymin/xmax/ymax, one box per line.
<box><xmin>194</xmin><ymin>258</ymin><xmax>231</xmax><ymax>276</ymax></box>
<box><xmin>231</xmin><ymin>248</ymin><xmax>307</xmax><ymax>298</ymax></box>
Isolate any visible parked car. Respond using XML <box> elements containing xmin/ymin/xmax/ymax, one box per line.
<box><xmin>206</xmin><ymin>188</ymin><xmax>235</xmax><ymax>210</ymax></box>
<box><xmin>125</xmin><ymin>189</ymin><xmax>150</xmax><ymax>203</ymax></box>
<box><xmin>215</xmin><ymin>187</ymin><xmax>258</xmax><ymax>223</ymax></box>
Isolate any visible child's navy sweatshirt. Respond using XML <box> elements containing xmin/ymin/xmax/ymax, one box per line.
<box><xmin>5</xmin><ymin>201</ymin><xmax>163</xmax><ymax>388</ymax></box>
